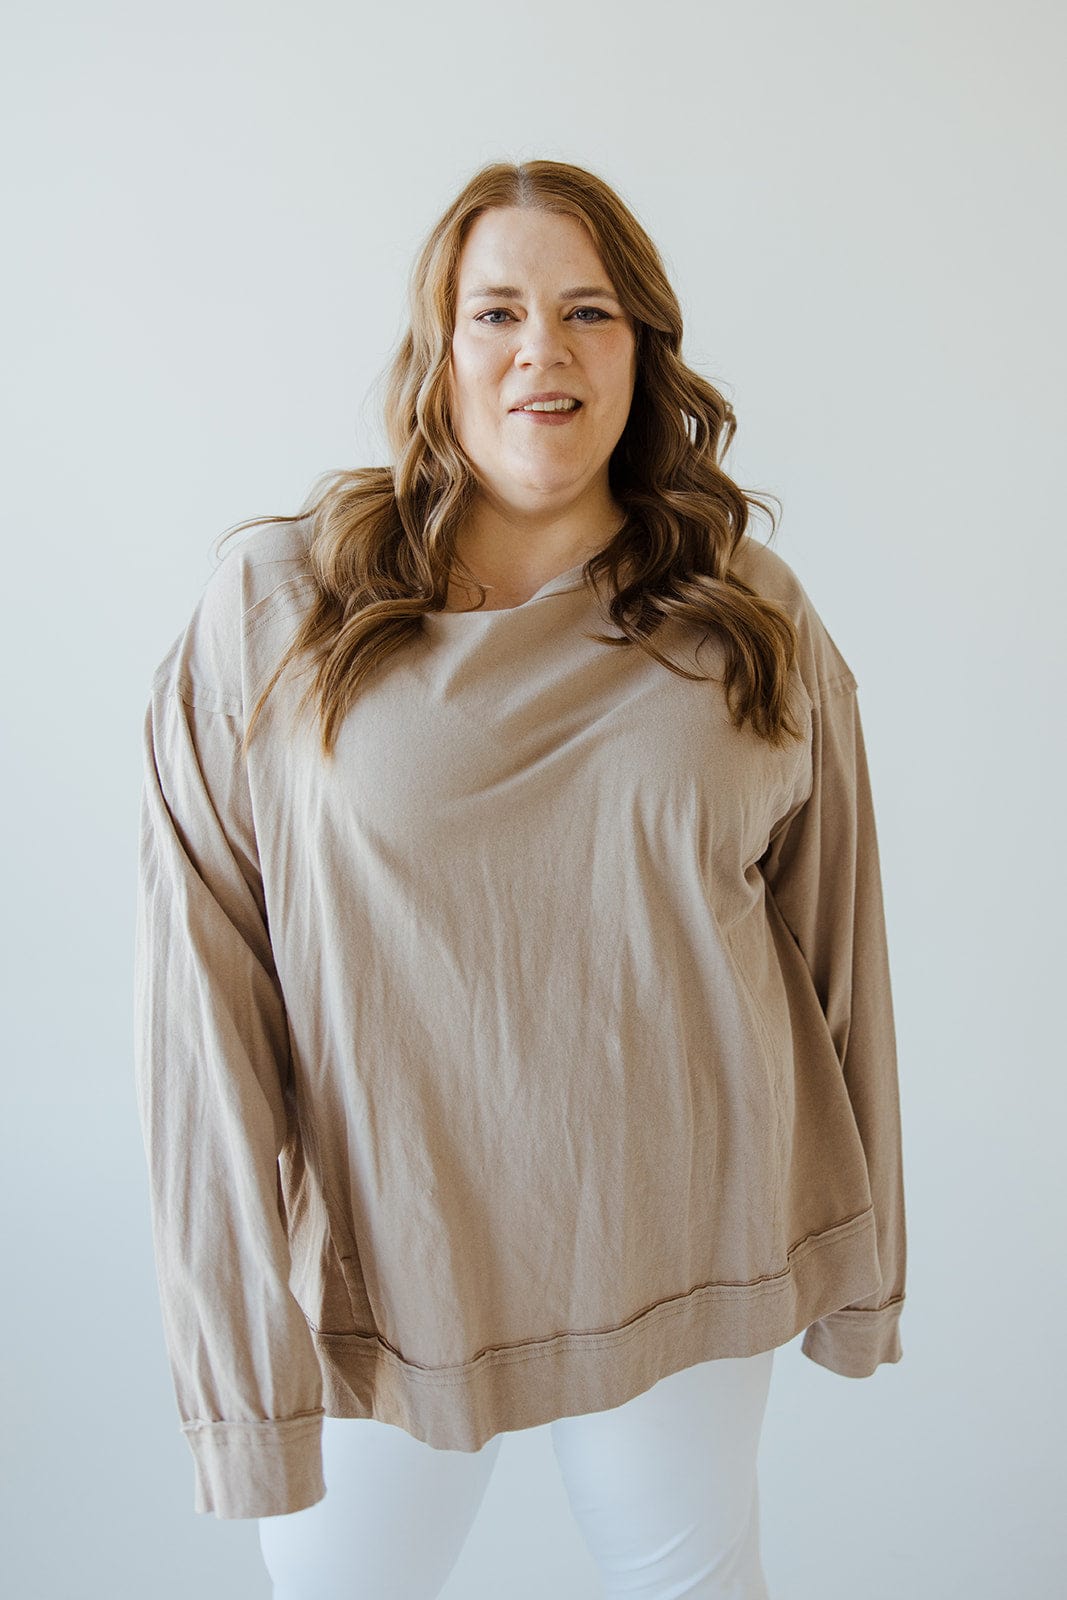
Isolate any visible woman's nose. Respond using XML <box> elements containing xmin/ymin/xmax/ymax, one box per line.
<box><xmin>514</xmin><ymin>317</ymin><xmax>572</xmax><ymax>365</ymax></box>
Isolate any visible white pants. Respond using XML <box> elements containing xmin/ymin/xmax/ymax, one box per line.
<box><xmin>258</xmin><ymin>1350</ymin><xmax>775</xmax><ymax>1600</ymax></box>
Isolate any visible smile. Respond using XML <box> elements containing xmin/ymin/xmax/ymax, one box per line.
<box><xmin>510</xmin><ymin>400</ymin><xmax>583</xmax><ymax>425</ymax></box>
<box><xmin>515</xmin><ymin>398</ymin><xmax>581</xmax><ymax>412</ymax></box>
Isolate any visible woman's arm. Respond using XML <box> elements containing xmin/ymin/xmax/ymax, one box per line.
<box><xmin>759</xmin><ymin>679</ymin><xmax>907</xmax><ymax>1376</ymax></box>
<box><xmin>133</xmin><ymin>666</ymin><xmax>326</xmax><ymax>1518</ymax></box>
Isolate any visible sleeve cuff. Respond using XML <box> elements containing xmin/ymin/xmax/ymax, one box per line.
<box><xmin>183</xmin><ymin>1412</ymin><xmax>327</xmax><ymax>1519</ymax></box>
<box><xmin>801</xmin><ymin>1298</ymin><xmax>904</xmax><ymax>1377</ymax></box>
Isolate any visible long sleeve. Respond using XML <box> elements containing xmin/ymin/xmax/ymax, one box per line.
<box><xmin>758</xmin><ymin>678</ymin><xmax>907</xmax><ymax>1376</ymax></box>
<box><xmin>133</xmin><ymin>675</ymin><xmax>327</xmax><ymax>1518</ymax></box>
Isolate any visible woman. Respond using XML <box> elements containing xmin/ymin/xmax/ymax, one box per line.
<box><xmin>133</xmin><ymin>158</ymin><xmax>906</xmax><ymax>1599</ymax></box>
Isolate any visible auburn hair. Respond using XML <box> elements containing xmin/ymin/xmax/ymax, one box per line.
<box><xmin>217</xmin><ymin>158</ymin><xmax>805</xmax><ymax>759</ymax></box>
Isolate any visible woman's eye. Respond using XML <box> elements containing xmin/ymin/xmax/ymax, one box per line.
<box><xmin>474</xmin><ymin>306</ymin><xmax>610</xmax><ymax>326</ymax></box>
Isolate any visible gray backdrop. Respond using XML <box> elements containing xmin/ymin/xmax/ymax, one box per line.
<box><xmin>2</xmin><ymin>0</ymin><xmax>1062</xmax><ymax>1595</ymax></box>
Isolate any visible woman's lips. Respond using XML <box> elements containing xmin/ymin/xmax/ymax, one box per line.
<box><xmin>509</xmin><ymin>403</ymin><xmax>583</xmax><ymax>426</ymax></box>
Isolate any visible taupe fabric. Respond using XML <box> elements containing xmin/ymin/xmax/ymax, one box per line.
<box><xmin>133</xmin><ymin>519</ymin><xmax>906</xmax><ymax>1519</ymax></box>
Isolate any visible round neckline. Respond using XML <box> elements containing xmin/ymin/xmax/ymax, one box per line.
<box><xmin>427</xmin><ymin>560</ymin><xmax>588</xmax><ymax>619</ymax></box>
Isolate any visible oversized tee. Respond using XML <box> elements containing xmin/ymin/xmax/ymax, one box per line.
<box><xmin>133</xmin><ymin>517</ymin><xmax>907</xmax><ymax>1520</ymax></box>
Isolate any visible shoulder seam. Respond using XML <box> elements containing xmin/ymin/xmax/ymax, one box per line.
<box><xmin>813</xmin><ymin>671</ymin><xmax>858</xmax><ymax>707</ymax></box>
<box><xmin>172</xmin><ymin>677</ymin><xmax>243</xmax><ymax>717</ymax></box>
<box><xmin>244</xmin><ymin>572</ymin><xmax>317</xmax><ymax>636</ymax></box>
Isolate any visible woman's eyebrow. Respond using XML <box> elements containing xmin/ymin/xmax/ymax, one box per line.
<box><xmin>463</xmin><ymin>284</ymin><xmax>620</xmax><ymax>303</ymax></box>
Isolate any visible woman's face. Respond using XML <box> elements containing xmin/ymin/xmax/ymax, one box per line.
<box><xmin>448</xmin><ymin>206</ymin><xmax>637</xmax><ymax>519</ymax></box>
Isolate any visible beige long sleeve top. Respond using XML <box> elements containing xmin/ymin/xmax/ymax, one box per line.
<box><xmin>133</xmin><ymin>516</ymin><xmax>906</xmax><ymax>1519</ymax></box>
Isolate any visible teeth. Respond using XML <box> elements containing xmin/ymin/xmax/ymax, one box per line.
<box><xmin>521</xmin><ymin>398</ymin><xmax>579</xmax><ymax>412</ymax></box>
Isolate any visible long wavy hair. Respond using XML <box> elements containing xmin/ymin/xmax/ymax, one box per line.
<box><xmin>217</xmin><ymin>158</ymin><xmax>805</xmax><ymax>759</ymax></box>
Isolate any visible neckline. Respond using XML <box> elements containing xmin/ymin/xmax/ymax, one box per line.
<box><xmin>428</xmin><ymin>560</ymin><xmax>588</xmax><ymax>619</ymax></box>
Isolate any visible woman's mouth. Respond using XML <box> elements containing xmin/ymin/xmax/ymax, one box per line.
<box><xmin>510</xmin><ymin>398</ymin><xmax>583</xmax><ymax>425</ymax></box>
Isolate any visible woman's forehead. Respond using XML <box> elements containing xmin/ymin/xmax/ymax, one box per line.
<box><xmin>456</xmin><ymin>209</ymin><xmax>615</xmax><ymax>294</ymax></box>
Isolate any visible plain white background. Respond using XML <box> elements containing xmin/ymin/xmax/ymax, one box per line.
<box><xmin>2</xmin><ymin>1</ymin><xmax>1063</xmax><ymax>1595</ymax></box>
